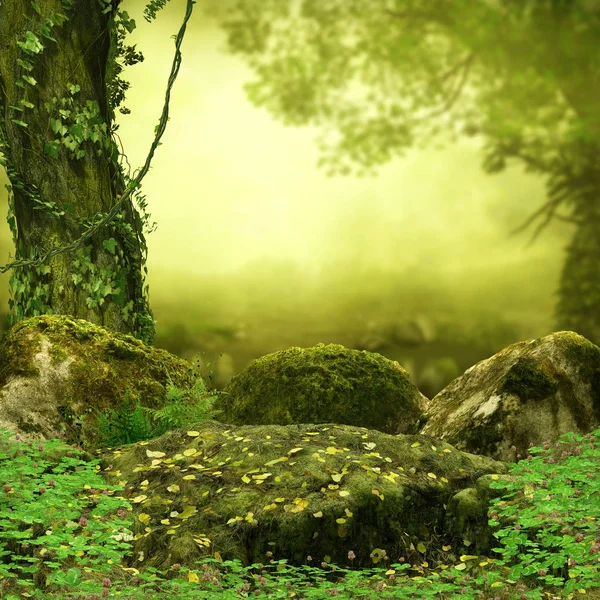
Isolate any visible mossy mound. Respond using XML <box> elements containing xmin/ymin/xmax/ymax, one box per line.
<box><xmin>87</xmin><ymin>420</ymin><xmax>511</xmax><ymax>579</ymax></box>
<box><xmin>0</xmin><ymin>314</ymin><xmax>203</xmax><ymax>450</ymax></box>
<box><xmin>212</xmin><ymin>343</ymin><xmax>428</xmax><ymax>435</ymax></box>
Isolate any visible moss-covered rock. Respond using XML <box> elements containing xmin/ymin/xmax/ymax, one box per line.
<box><xmin>0</xmin><ymin>314</ymin><xmax>203</xmax><ymax>450</ymax></box>
<box><xmin>86</xmin><ymin>420</ymin><xmax>513</xmax><ymax>578</ymax></box>
<box><xmin>420</xmin><ymin>330</ymin><xmax>600</xmax><ymax>463</ymax></box>
<box><xmin>212</xmin><ymin>342</ymin><xmax>428</xmax><ymax>435</ymax></box>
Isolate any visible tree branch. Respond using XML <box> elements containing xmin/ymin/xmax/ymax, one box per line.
<box><xmin>422</xmin><ymin>53</ymin><xmax>475</xmax><ymax>119</ymax></box>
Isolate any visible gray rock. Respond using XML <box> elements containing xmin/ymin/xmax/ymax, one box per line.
<box><xmin>419</xmin><ymin>330</ymin><xmax>600</xmax><ymax>463</ymax></box>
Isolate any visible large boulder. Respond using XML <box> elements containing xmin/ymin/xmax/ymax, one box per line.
<box><xmin>87</xmin><ymin>420</ymin><xmax>515</xmax><ymax>576</ymax></box>
<box><xmin>418</xmin><ymin>331</ymin><xmax>600</xmax><ymax>463</ymax></box>
<box><xmin>212</xmin><ymin>342</ymin><xmax>429</xmax><ymax>435</ymax></box>
<box><xmin>0</xmin><ymin>314</ymin><xmax>203</xmax><ymax>450</ymax></box>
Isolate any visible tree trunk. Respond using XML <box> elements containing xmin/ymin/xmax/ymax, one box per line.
<box><xmin>0</xmin><ymin>0</ymin><xmax>155</xmax><ymax>345</ymax></box>
<box><xmin>552</xmin><ymin>143</ymin><xmax>600</xmax><ymax>345</ymax></box>
<box><xmin>554</xmin><ymin>213</ymin><xmax>600</xmax><ymax>346</ymax></box>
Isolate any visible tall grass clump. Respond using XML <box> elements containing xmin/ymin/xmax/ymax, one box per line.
<box><xmin>0</xmin><ymin>376</ymin><xmax>598</xmax><ymax>600</ymax></box>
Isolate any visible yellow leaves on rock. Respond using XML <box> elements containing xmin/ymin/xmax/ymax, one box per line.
<box><xmin>166</xmin><ymin>484</ymin><xmax>180</xmax><ymax>493</ymax></box>
<box><xmin>138</xmin><ymin>513</ymin><xmax>151</xmax><ymax>525</ymax></box>
<box><xmin>146</xmin><ymin>450</ymin><xmax>165</xmax><ymax>458</ymax></box>
<box><xmin>242</xmin><ymin>472</ymin><xmax>273</xmax><ymax>484</ymax></box>
<box><xmin>227</xmin><ymin>512</ymin><xmax>258</xmax><ymax>526</ymax></box>
<box><xmin>182</xmin><ymin>475</ymin><xmax>197</xmax><ymax>480</ymax></box>
<box><xmin>372</xmin><ymin>489</ymin><xmax>384</xmax><ymax>500</ymax></box>
<box><xmin>313</xmin><ymin>511</ymin><xmax>323</xmax><ymax>518</ymax></box>
<box><xmin>183</xmin><ymin>448</ymin><xmax>197</xmax><ymax>456</ymax></box>
<box><xmin>194</xmin><ymin>535</ymin><xmax>211</xmax><ymax>548</ymax></box>
<box><xmin>186</xmin><ymin>431</ymin><xmax>200</xmax><ymax>437</ymax></box>
<box><xmin>410</xmin><ymin>442</ymin><xmax>421</xmax><ymax>448</ymax></box>
<box><xmin>338</xmin><ymin>490</ymin><xmax>350</xmax><ymax>497</ymax></box>
<box><xmin>131</xmin><ymin>494</ymin><xmax>147</xmax><ymax>503</ymax></box>
<box><xmin>264</xmin><ymin>456</ymin><xmax>289</xmax><ymax>466</ymax></box>
<box><xmin>172</xmin><ymin>505</ymin><xmax>197</xmax><ymax>519</ymax></box>
<box><xmin>283</xmin><ymin>497</ymin><xmax>309</xmax><ymax>513</ymax></box>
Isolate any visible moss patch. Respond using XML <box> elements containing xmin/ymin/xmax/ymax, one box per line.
<box><xmin>213</xmin><ymin>343</ymin><xmax>426</xmax><ymax>435</ymax></box>
<box><xmin>497</xmin><ymin>357</ymin><xmax>558</xmax><ymax>401</ymax></box>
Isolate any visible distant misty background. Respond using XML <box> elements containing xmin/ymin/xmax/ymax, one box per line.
<box><xmin>0</xmin><ymin>0</ymin><xmax>577</xmax><ymax>398</ymax></box>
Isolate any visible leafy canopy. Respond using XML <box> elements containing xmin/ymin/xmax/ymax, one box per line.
<box><xmin>205</xmin><ymin>0</ymin><xmax>600</xmax><ymax>186</ymax></box>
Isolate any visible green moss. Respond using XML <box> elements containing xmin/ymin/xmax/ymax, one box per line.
<box><xmin>0</xmin><ymin>314</ymin><xmax>203</xmax><ymax>450</ymax></box>
<box><xmin>213</xmin><ymin>342</ymin><xmax>425</xmax><ymax>435</ymax></box>
<box><xmin>497</xmin><ymin>356</ymin><xmax>557</xmax><ymax>401</ymax></box>
<box><xmin>562</xmin><ymin>331</ymin><xmax>600</xmax><ymax>419</ymax></box>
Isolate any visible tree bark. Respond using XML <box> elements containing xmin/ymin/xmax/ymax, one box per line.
<box><xmin>555</xmin><ymin>208</ymin><xmax>600</xmax><ymax>346</ymax></box>
<box><xmin>0</xmin><ymin>0</ymin><xmax>155</xmax><ymax>344</ymax></box>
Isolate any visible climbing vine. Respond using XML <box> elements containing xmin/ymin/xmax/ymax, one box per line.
<box><xmin>0</xmin><ymin>0</ymin><xmax>194</xmax><ymax>345</ymax></box>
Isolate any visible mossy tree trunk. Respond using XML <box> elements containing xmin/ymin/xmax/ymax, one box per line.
<box><xmin>0</xmin><ymin>0</ymin><xmax>155</xmax><ymax>345</ymax></box>
<box><xmin>555</xmin><ymin>202</ymin><xmax>600</xmax><ymax>346</ymax></box>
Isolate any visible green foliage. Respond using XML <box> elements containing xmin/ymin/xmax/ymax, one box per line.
<box><xmin>208</xmin><ymin>0</ymin><xmax>600</xmax><ymax>179</ymax></box>
<box><xmin>0</xmin><ymin>410</ymin><xmax>598</xmax><ymax>598</ymax></box>
<box><xmin>144</xmin><ymin>0</ymin><xmax>172</xmax><ymax>23</ymax></box>
<box><xmin>84</xmin><ymin>375</ymin><xmax>225</xmax><ymax>451</ymax></box>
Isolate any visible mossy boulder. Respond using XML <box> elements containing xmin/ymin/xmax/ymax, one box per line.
<box><xmin>212</xmin><ymin>342</ymin><xmax>428</xmax><ymax>435</ymax></box>
<box><xmin>420</xmin><ymin>330</ymin><xmax>600</xmax><ymax>463</ymax></box>
<box><xmin>0</xmin><ymin>314</ymin><xmax>203</xmax><ymax>450</ymax></box>
<box><xmin>87</xmin><ymin>420</ymin><xmax>513</xmax><ymax>579</ymax></box>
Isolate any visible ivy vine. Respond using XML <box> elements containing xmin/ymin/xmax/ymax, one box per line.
<box><xmin>0</xmin><ymin>0</ymin><xmax>195</xmax><ymax>345</ymax></box>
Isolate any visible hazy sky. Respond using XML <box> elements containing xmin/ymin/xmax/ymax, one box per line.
<box><xmin>0</xmin><ymin>0</ymin><xmax>575</xmax><ymax>301</ymax></box>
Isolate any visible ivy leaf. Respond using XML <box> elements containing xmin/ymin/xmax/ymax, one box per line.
<box><xmin>69</xmin><ymin>123</ymin><xmax>84</xmax><ymax>140</ymax></box>
<box><xmin>102</xmin><ymin>238</ymin><xmax>118</xmax><ymax>255</ymax></box>
<box><xmin>22</xmin><ymin>75</ymin><xmax>37</xmax><ymax>86</ymax></box>
<box><xmin>50</xmin><ymin>119</ymin><xmax>62</xmax><ymax>135</ymax></box>
<box><xmin>17</xmin><ymin>31</ymin><xmax>44</xmax><ymax>54</ymax></box>
<box><xmin>16</xmin><ymin>58</ymin><xmax>34</xmax><ymax>72</ymax></box>
<box><xmin>119</xmin><ymin>11</ymin><xmax>137</xmax><ymax>33</ymax></box>
<box><xmin>11</xmin><ymin>120</ymin><xmax>28</xmax><ymax>128</ymax></box>
<box><xmin>40</xmin><ymin>25</ymin><xmax>57</xmax><ymax>43</ymax></box>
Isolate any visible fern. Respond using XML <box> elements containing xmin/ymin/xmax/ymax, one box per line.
<box><xmin>85</xmin><ymin>375</ymin><xmax>225</xmax><ymax>450</ymax></box>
